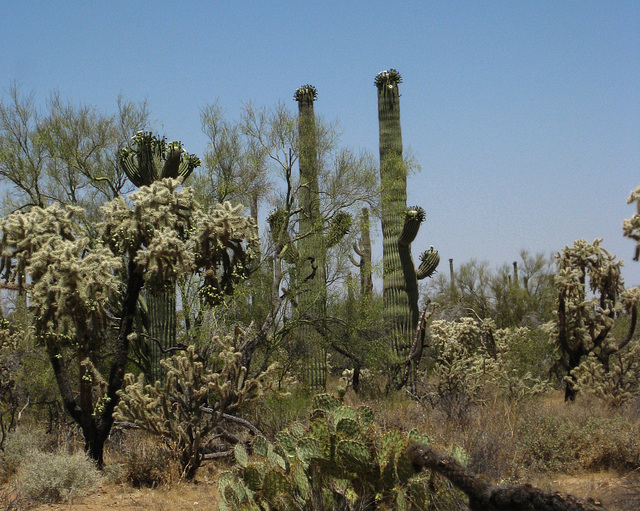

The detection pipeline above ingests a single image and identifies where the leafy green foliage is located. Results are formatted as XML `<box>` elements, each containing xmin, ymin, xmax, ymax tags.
<box><xmin>428</xmin><ymin>251</ymin><xmax>556</xmax><ymax>328</ymax></box>
<box><xmin>0</xmin><ymin>85</ymin><xmax>148</xmax><ymax>223</ymax></box>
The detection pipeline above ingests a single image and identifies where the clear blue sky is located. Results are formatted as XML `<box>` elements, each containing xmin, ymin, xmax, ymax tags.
<box><xmin>2</xmin><ymin>1</ymin><xmax>639</xmax><ymax>285</ymax></box>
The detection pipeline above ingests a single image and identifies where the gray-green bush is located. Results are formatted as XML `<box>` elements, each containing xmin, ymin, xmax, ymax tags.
<box><xmin>15</xmin><ymin>450</ymin><xmax>100</xmax><ymax>503</ymax></box>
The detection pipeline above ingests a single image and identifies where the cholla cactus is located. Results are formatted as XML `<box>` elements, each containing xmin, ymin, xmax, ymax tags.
<box><xmin>218</xmin><ymin>393</ymin><xmax>450</xmax><ymax>511</ymax></box>
<box><xmin>101</xmin><ymin>178</ymin><xmax>259</xmax><ymax>303</ymax></box>
<box><xmin>554</xmin><ymin>239</ymin><xmax>640</xmax><ymax>401</ymax></box>
<box><xmin>375</xmin><ymin>70</ymin><xmax>440</xmax><ymax>371</ymax></box>
<box><xmin>0</xmin><ymin>178</ymin><xmax>259</xmax><ymax>466</ymax></box>
<box><xmin>115</xmin><ymin>333</ymin><xmax>275</xmax><ymax>480</ymax></box>
<box><xmin>425</xmin><ymin>318</ymin><xmax>550</xmax><ymax>414</ymax></box>
<box><xmin>118</xmin><ymin>132</ymin><xmax>201</xmax><ymax>383</ymax></box>
<box><xmin>623</xmin><ymin>184</ymin><xmax>640</xmax><ymax>261</ymax></box>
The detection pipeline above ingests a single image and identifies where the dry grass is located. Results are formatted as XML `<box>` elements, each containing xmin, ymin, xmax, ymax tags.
<box><xmin>3</xmin><ymin>389</ymin><xmax>639</xmax><ymax>510</ymax></box>
<box><xmin>28</xmin><ymin>479</ymin><xmax>220</xmax><ymax>511</ymax></box>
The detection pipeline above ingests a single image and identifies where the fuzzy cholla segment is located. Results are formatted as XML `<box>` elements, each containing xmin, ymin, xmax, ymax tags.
<box><xmin>0</xmin><ymin>204</ymin><xmax>121</xmax><ymax>341</ymax></box>
<box><xmin>554</xmin><ymin>238</ymin><xmax>640</xmax><ymax>403</ymax></box>
<box><xmin>114</xmin><ymin>336</ymin><xmax>276</xmax><ymax>478</ymax></box>
<box><xmin>100</xmin><ymin>178</ymin><xmax>259</xmax><ymax>302</ymax></box>
<box><xmin>623</xmin><ymin>184</ymin><xmax>640</xmax><ymax>260</ymax></box>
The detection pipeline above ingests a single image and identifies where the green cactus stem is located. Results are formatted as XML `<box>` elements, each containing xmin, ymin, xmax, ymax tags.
<box><xmin>350</xmin><ymin>208</ymin><xmax>373</xmax><ymax>297</ymax></box>
<box><xmin>375</xmin><ymin>70</ymin><xmax>439</xmax><ymax>367</ymax></box>
<box><xmin>326</xmin><ymin>211</ymin><xmax>352</xmax><ymax>249</ymax></box>
<box><xmin>295</xmin><ymin>85</ymin><xmax>327</xmax><ymax>390</ymax></box>
<box><xmin>119</xmin><ymin>131</ymin><xmax>201</xmax><ymax>187</ymax></box>
<box><xmin>398</xmin><ymin>206</ymin><xmax>425</xmax><ymax>246</ymax></box>
<box><xmin>268</xmin><ymin>209</ymin><xmax>298</xmax><ymax>264</ymax></box>
<box><xmin>417</xmin><ymin>247</ymin><xmax>440</xmax><ymax>280</ymax></box>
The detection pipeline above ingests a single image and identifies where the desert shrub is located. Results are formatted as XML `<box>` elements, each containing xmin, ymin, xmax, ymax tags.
<box><xmin>499</xmin><ymin>324</ymin><xmax>556</xmax><ymax>382</ymax></box>
<box><xmin>516</xmin><ymin>400</ymin><xmax>640</xmax><ymax>473</ymax></box>
<box><xmin>108</xmin><ymin>430</ymin><xmax>179</xmax><ymax>487</ymax></box>
<box><xmin>516</xmin><ymin>411</ymin><xmax>580</xmax><ymax>472</ymax></box>
<box><xmin>418</xmin><ymin>318</ymin><xmax>550</xmax><ymax>426</ymax></box>
<box><xmin>464</xmin><ymin>409</ymin><xmax>516</xmax><ymax>480</ymax></box>
<box><xmin>575</xmin><ymin>416</ymin><xmax>640</xmax><ymax>471</ymax></box>
<box><xmin>248</xmin><ymin>385</ymin><xmax>311</xmax><ymax>437</ymax></box>
<box><xmin>15</xmin><ymin>450</ymin><xmax>100</xmax><ymax>503</ymax></box>
<box><xmin>0</xmin><ymin>428</ymin><xmax>48</xmax><ymax>482</ymax></box>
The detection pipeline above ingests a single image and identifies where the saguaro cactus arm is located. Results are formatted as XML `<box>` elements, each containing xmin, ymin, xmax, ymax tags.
<box><xmin>399</xmin><ymin>206</ymin><xmax>425</xmax><ymax>246</ymax></box>
<box><xmin>417</xmin><ymin>247</ymin><xmax>440</xmax><ymax>280</ymax></box>
<box><xmin>119</xmin><ymin>131</ymin><xmax>201</xmax><ymax>187</ymax></box>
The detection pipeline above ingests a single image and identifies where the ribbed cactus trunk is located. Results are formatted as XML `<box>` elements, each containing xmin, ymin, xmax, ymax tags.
<box><xmin>147</xmin><ymin>291</ymin><xmax>176</xmax><ymax>382</ymax></box>
<box><xmin>377</xmin><ymin>71</ymin><xmax>414</xmax><ymax>358</ymax></box>
<box><xmin>295</xmin><ymin>85</ymin><xmax>327</xmax><ymax>390</ymax></box>
<box><xmin>375</xmin><ymin>70</ymin><xmax>439</xmax><ymax>366</ymax></box>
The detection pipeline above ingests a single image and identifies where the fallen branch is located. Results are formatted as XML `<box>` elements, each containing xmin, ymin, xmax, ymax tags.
<box><xmin>407</xmin><ymin>443</ymin><xmax>605</xmax><ymax>511</ymax></box>
<box><xmin>199</xmin><ymin>409</ymin><xmax>262</xmax><ymax>437</ymax></box>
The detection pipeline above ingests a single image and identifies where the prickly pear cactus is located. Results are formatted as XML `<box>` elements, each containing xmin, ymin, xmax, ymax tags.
<box><xmin>217</xmin><ymin>393</ymin><xmax>453</xmax><ymax>510</ymax></box>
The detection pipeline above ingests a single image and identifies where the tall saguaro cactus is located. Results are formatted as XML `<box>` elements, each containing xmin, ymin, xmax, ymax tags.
<box><xmin>294</xmin><ymin>85</ymin><xmax>328</xmax><ymax>390</ymax></box>
<box><xmin>375</xmin><ymin>70</ymin><xmax>439</xmax><ymax>366</ymax></box>
<box><xmin>119</xmin><ymin>132</ymin><xmax>201</xmax><ymax>382</ymax></box>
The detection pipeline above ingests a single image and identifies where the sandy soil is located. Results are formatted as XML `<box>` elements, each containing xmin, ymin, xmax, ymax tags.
<box><xmin>18</xmin><ymin>471</ymin><xmax>635</xmax><ymax>511</ymax></box>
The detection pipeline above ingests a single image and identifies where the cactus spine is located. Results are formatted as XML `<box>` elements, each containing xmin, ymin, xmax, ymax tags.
<box><xmin>375</xmin><ymin>70</ymin><xmax>439</xmax><ymax>363</ymax></box>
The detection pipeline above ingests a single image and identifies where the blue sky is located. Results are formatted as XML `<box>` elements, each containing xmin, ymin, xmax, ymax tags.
<box><xmin>2</xmin><ymin>1</ymin><xmax>639</xmax><ymax>285</ymax></box>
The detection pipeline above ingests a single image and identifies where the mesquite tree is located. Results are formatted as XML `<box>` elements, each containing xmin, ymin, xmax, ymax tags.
<box><xmin>0</xmin><ymin>178</ymin><xmax>258</xmax><ymax>465</ymax></box>
<box><xmin>0</xmin><ymin>85</ymin><xmax>149</xmax><ymax>221</ymax></box>
<box><xmin>119</xmin><ymin>132</ymin><xmax>201</xmax><ymax>383</ymax></box>
<box><xmin>375</xmin><ymin>69</ymin><xmax>440</xmax><ymax>368</ymax></box>
<box><xmin>554</xmin><ymin>239</ymin><xmax>639</xmax><ymax>401</ymax></box>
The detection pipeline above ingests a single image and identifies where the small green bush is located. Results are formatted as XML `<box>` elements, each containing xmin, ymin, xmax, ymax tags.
<box><xmin>517</xmin><ymin>413</ymin><xmax>579</xmax><ymax>472</ymax></box>
<box><xmin>248</xmin><ymin>386</ymin><xmax>311</xmax><ymax>437</ymax></box>
<box><xmin>576</xmin><ymin>416</ymin><xmax>640</xmax><ymax>471</ymax></box>
<box><xmin>15</xmin><ymin>450</ymin><xmax>100</xmax><ymax>503</ymax></box>
<box><xmin>0</xmin><ymin>428</ymin><xmax>48</xmax><ymax>482</ymax></box>
<box><xmin>516</xmin><ymin>403</ymin><xmax>640</xmax><ymax>473</ymax></box>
